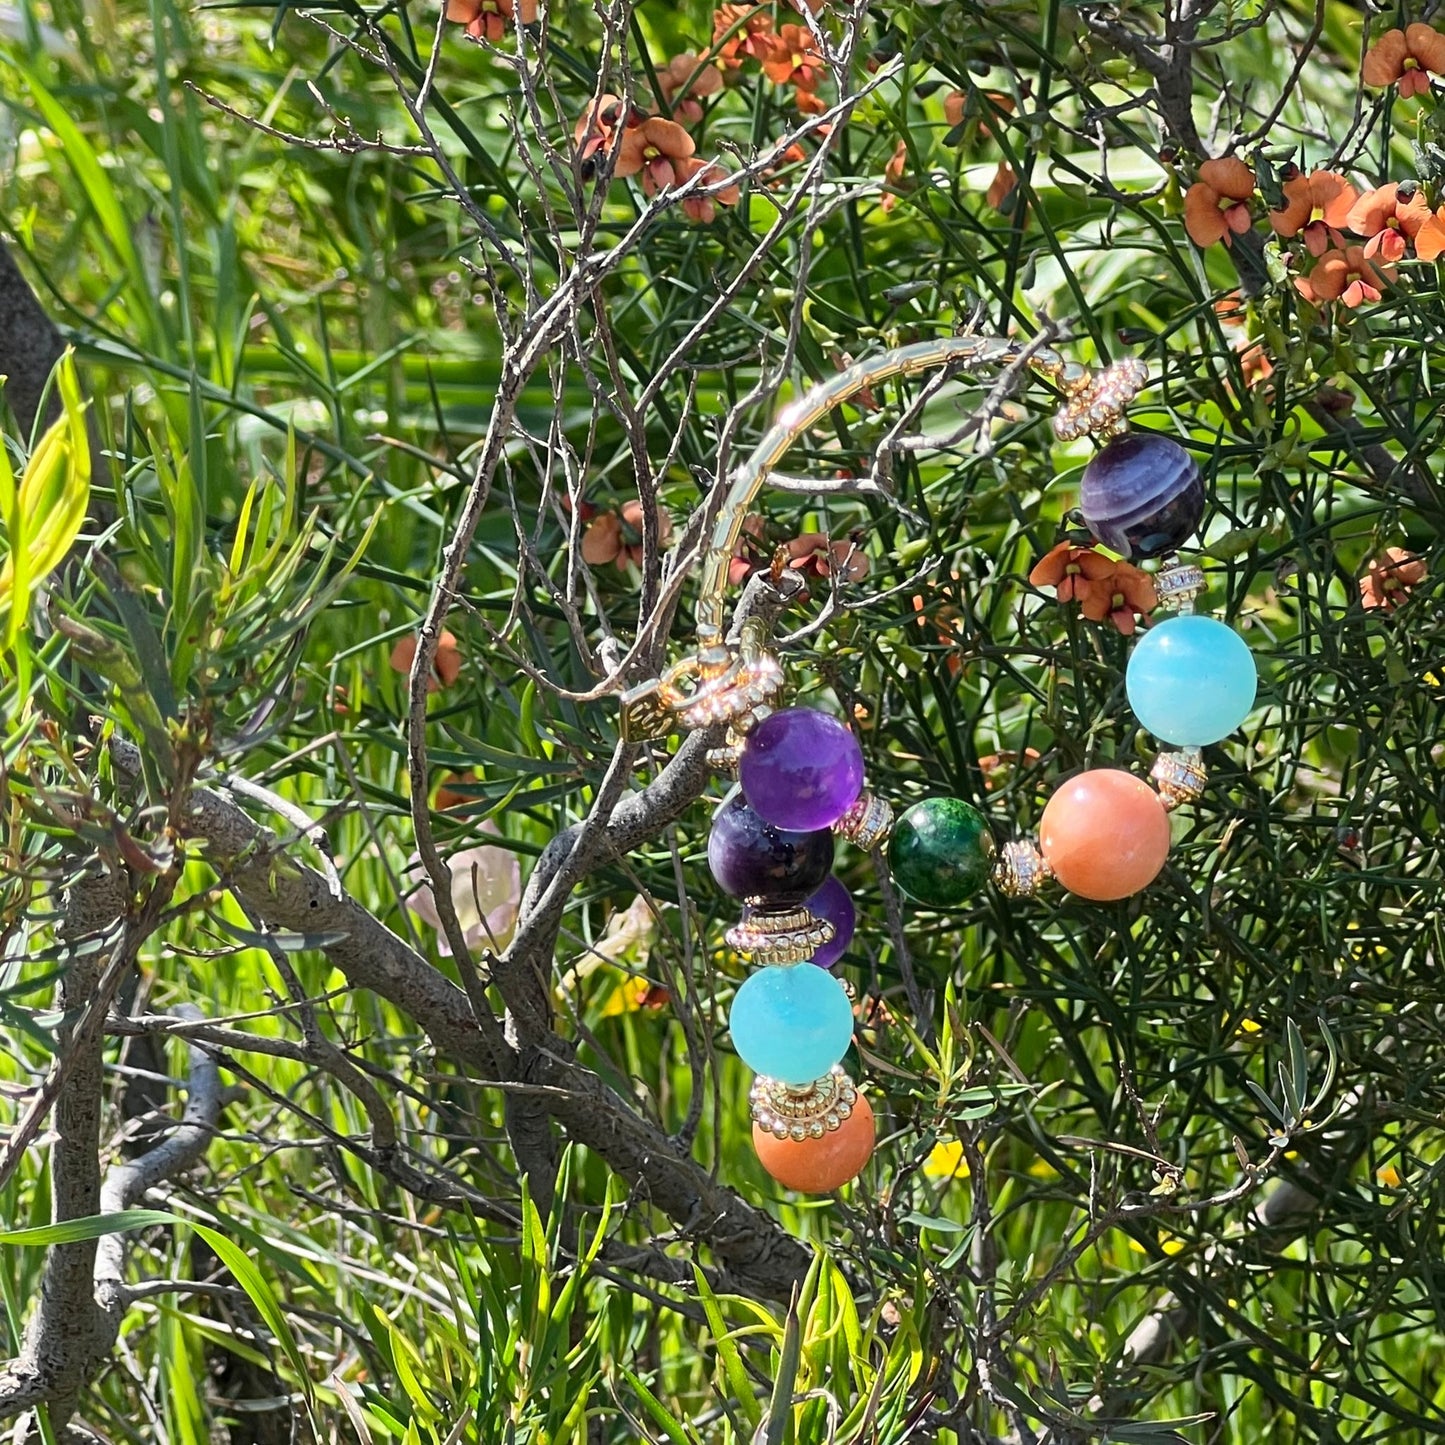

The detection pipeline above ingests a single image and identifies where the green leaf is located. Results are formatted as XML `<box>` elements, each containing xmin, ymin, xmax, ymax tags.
<box><xmin>191</xmin><ymin>1222</ymin><xmax>319</xmax><ymax>1425</ymax></box>
<box><xmin>619</xmin><ymin>1368</ymin><xmax>691</xmax><ymax>1445</ymax></box>
<box><xmin>0</xmin><ymin>1208</ymin><xmax>174</xmax><ymax>1247</ymax></box>
<box><xmin>694</xmin><ymin>1265</ymin><xmax>763</xmax><ymax>1431</ymax></box>
<box><xmin>757</xmin><ymin>1291</ymin><xmax>803</xmax><ymax>1445</ymax></box>
<box><xmin>0</xmin><ymin>351</ymin><xmax>91</xmax><ymax>648</ymax></box>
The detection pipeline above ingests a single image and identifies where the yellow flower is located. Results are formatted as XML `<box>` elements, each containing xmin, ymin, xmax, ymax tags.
<box><xmin>1159</xmin><ymin>1231</ymin><xmax>1187</xmax><ymax>1256</ymax></box>
<box><xmin>599</xmin><ymin>975</ymin><xmax>669</xmax><ymax>1017</ymax></box>
<box><xmin>1236</xmin><ymin>1016</ymin><xmax>1262</xmax><ymax>1035</ymax></box>
<box><xmin>922</xmin><ymin>1139</ymin><xmax>971</xmax><ymax>1181</ymax></box>
<box><xmin>1377</xmin><ymin>1164</ymin><xmax>1403</xmax><ymax>1189</ymax></box>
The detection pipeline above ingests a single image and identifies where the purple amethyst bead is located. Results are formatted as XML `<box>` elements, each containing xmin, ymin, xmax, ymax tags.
<box><xmin>708</xmin><ymin>791</ymin><xmax>835</xmax><ymax>905</ymax></box>
<box><xmin>806</xmin><ymin>876</ymin><xmax>855</xmax><ymax>968</ymax></box>
<box><xmin>739</xmin><ymin>707</ymin><xmax>865</xmax><ymax>832</ymax></box>
<box><xmin>1079</xmin><ymin>433</ymin><xmax>1204</xmax><ymax>560</ymax></box>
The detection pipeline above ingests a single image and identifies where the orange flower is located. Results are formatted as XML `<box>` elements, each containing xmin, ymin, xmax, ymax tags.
<box><xmin>390</xmin><ymin>629</ymin><xmax>463</xmax><ymax>692</ymax></box>
<box><xmin>1182</xmin><ymin>156</ymin><xmax>1256</xmax><ymax>248</ymax></box>
<box><xmin>976</xmin><ymin>748</ymin><xmax>1042</xmax><ymax>791</ymax></box>
<box><xmin>435</xmin><ymin>771</ymin><xmax>481</xmax><ymax>812</ymax></box>
<box><xmin>759</xmin><ymin>24</ymin><xmax>825</xmax><ymax>90</ymax></box>
<box><xmin>712</xmin><ymin>3</ymin><xmax>773</xmax><ymax>71</ymax></box>
<box><xmin>582</xmin><ymin>499</ymin><xmax>675</xmax><ymax>569</ymax></box>
<box><xmin>616</xmin><ymin>117</ymin><xmax>696</xmax><ymax>194</ymax></box>
<box><xmin>880</xmin><ymin>140</ymin><xmax>909</xmax><ymax>213</ymax></box>
<box><xmin>574</xmin><ymin>94</ymin><xmax>638</xmax><ymax>165</ymax></box>
<box><xmin>1346</xmin><ymin>182</ymin><xmax>1430</xmax><ymax>262</ymax></box>
<box><xmin>675</xmin><ymin>157</ymin><xmax>740</xmax><ymax>222</ymax></box>
<box><xmin>1029</xmin><ymin>543</ymin><xmax>1156</xmax><ymax>636</ymax></box>
<box><xmin>1237</xmin><ymin>340</ymin><xmax>1273</xmax><ymax>388</ymax></box>
<box><xmin>1213</xmin><ymin>293</ymin><xmax>1274</xmax><ymax>387</ymax></box>
<box><xmin>1294</xmin><ymin>245</ymin><xmax>1390</xmax><ymax>308</ymax></box>
<box><xmin>447</xmin><ymin>0</ymin><xmax>536</xmax><ymax>42</ymax></box>
<box><xmin>1360</xmin><ymin>547</ymin><xmax>1427</xmax><ymax>610</ymax></box>
<box><xmin>941</xmin><ymin>89</ymin><xmax>1015</xmax><ymax>142</ymax></box>
<box><xmin>1363</xmin><ymin>23</ymin><xmax>1445</xmax><ymax>97</ymax></box>
<box><xmin>783</xmin><ymin>531</ymin><xmax>871</xmax><ymax>583</ymax></box>
<box><xmin>1416</xmin><ymin>203</ymin><xmax>1445</xmax><ymax>261</ymax></box>
<box><xmin>658</xmin><ymin>52</ymin><xmax>723</xmax><ymax>124</ymax></box>
<box><xmin>728</xmin><ymin>513</ymin><xmax>768</xmax><ymax>585</ymax></box>
<box><xmin>1214</xmin><ymin>290</ymin><xmax>1247</xmax><ymax>327</ymax></box>
<box><xmin>986</xmin><ymin>161</ymin><xmax>1017</xmax><ymax>212</ymax></box>
<box><xmin>1269</xmin><ymin>169</ymin><xmax>1358</xmax><ymax>256</ymax></box>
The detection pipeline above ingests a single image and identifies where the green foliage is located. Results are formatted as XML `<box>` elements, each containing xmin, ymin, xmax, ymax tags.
<box><xmin>3</xmin><ymin>0</ymin><xmax>1445</xmax><ymax>1442</ymax></box>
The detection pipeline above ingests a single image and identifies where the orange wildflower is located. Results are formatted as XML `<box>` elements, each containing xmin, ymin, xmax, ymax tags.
<box><xmin>390</xmin><ymin>629</ymin><xmax>463</xmax><ymax>692</ymax></box>
<box><xmin>582</xmin><ymin>499</ymin><xmax>675</xmax><ymax>569</ymax></box>
<box><xmin>1268</xmin><ymin>169</ymin><xmax>1358</xmax><ymax>256</ymax></box>
<box><xmin>1346</xmin><ymin>182</ymin><xmax>1430</xmax><ymax>262</ymax></box>
<box><xmin>1214</xmin><ymin>292</ymin><xmax>1274</xmax><ymax>387</ymax></box>
<box><xmin>1213</xmin><ymin>290</ymin><xmax>1247</xmax><ymax>327</ymax></box>
<box><xmin>977</xmin><ymin>748</ymin><xmax>1042</xmax><ymax>791</ymax></box>
<box><xmin>1029</xmin><ymin>543</ymin><xmax>1157</xmax><ymax>636</ymax></box>
<box><xmin>783</xmin><ymin>531</ymin><xmax>871</xmax><ymax>583</ymax></box>
<box><xmin>1360</xmin><ymin>547</ymin><xmax>1427</xmax><ymax>610</ymax></box>
<box><xmin>764</xmin><ymin>140</ymin><xmax>808</xmax><ymax>186</ymax></box>
<box><xmin>987</xmin><ymin>161</ymin><xmax>1018</xmax><ymax>212</ymax></box>
<box><xmin>880</xmin><ymin>140</ymin><xmax>909</xmax><ymax>213</ymax></box>
<box><xmin>728</xmin><ymin>513</ymin><xmax>768</xmax><ymax>585</ymax></box>
<box><xmin>658</xmin><ymin>53</ymin><xmax>724</xmax><ymax>124</ymax></box>
<box><xmin>573</xmin><ymin>94</ymin><xmax>639</xmax><ymax>165</ymax></box>
<box><xmin>759</xmin><ymin>24</ymin><xmax>826</xmax><ymax>90</ymax></box>
<box><xmin>941</xmin><ymin>89</ymin><xmax>1016</xmax><ymax>143</ymax></box>
<box><xmin>675</xmin><ymin>157</ymin><xmax>740</xmax><ymax>222</ymax></box>
<box><xmin>435</xmin><ymin>771</ymin><xmax>482</xmax><ymax>812</ymax></box>
<box><xmin>1294</xmin><ymin>245</ymin><xmax>1390</xmax><ymax>308</ymax></box>
<box><xmin>446</xmin><ymin>0</ymin><xmax>536</xmax><ymax>42</ymax></box>
<box><xmin>1362</xmin><ymin>23</ymin><xmax>1445</xmax><ymax>97</ymax></box>
<box><xmin>712</xmin><ymin>3</ymin><xmax>773</xmax><ymax>71</ymax></box>
<box><xmin>1416</xmin><ymin>203</ymin><xmax>1445</xmax><ymax>261</ymax></box>
<box><xmin>1182</xmin><ymin>156</ymin><xmax>1256</xmax><ymax>248</ymax></box>
<box><xmin>616</xmin><ymin>117</ymin><xmax>696</xmax><ymax>194</ymax></box>
<box><xmin>1237</xmin><ymin>340</ymin><xmax>1273</xmax><ymax>388</ymax></box>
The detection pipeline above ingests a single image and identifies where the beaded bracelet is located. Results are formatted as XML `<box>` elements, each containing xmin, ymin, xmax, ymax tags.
<box><xmin>620</xmin><ymin>335</ymin><xmax>1259</xmax><ymax>1194</ymax></box>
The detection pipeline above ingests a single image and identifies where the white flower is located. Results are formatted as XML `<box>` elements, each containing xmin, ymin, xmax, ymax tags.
<box><xmin>405</xmin><ymin>821</ymin><xmax>521</xmax><ymax>955</ymax></box>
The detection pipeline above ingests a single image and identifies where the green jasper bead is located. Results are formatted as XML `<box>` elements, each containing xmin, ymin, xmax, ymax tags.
<box><xmin>889</xmin><ymin>797</ymin><xmax>995</xmax><ymax>908</ymax></box>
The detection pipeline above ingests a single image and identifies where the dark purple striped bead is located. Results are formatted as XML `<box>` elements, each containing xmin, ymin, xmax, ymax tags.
<box><xmin>1079</xmin><ymin>433</ymin><xmax>1204</xmax><ymax>560</ymax></box>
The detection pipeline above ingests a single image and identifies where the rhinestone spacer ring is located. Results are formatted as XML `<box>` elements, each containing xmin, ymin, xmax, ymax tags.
<box><xmin>994</xmin><ymin>838</ymin><xmax>1052</xmax><ymax>898</ymax></box>
<box><xmin>749</xmin><ymin>1066</ymin><xmax>859</xmax><ymax>1141</ymax></box>
<box><xmin>834</xmin><ymin>790</ymin><xmax>895</xmax><ymax>851</ymax></box>
<box><xmin>1151</xmin><ymin>747</ymin><xmax>1207</xmax><ymax>811</ymax></box>
<box><xmin>726</xmin><ymin>904</ymin><xmax>836</xmax><ymax>964</ymax></box>
<box><xmin>1154</xmin><ymin>557</ymin><xmax>1206</xmax><ymax>614</ymax></box>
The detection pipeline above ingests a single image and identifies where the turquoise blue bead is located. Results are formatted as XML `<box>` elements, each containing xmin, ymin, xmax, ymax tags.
<box><xmin>1126</xmin><ymin>615</ymin><xmax>1257</xmax><ymax>746</ymax></box>
<box><xmin>728</xmin><ymin>964</ymin><xmax>854</xmax><ymax>1085</ymax></box>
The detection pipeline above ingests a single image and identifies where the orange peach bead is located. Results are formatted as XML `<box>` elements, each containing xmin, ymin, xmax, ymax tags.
<box><xmin>1038</xmin><ymin>768</ymin><xmax>1171</xmax><ymax>901</ymax></box>
<box><xmin>753</xmin><ymin>1095</ymin><xmax>875</xmax><ymax>1193</ymax></box>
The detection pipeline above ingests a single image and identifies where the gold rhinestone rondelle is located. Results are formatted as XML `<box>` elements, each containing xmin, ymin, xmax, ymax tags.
<box><xmin>834</xmin><ymin>790</ymin><xmax>895</xmax><ymax>851</ymax></box>
<box><xmin>1151</xmin><ymin>747</ymin><xmax>1207</xmax><ymax>811</ymax></box>
<box><xmin>749</xmin><ymin>1067</ymin><xmax>859</xmax><ymax>1139</ymax></box>
<box><xmin>1154</xmin><ymin>558</ymin><xmax>1206</xmax><ymax>614</ymax></box>
<box><xmin>994</xmin><ymin>838</ymin><xmax>1051</xmax><ymax>898</ymax></box>
<box><xmin>725</xmin><ymin>905</ymin><xmax>835</xmax><ymax>964</ymax></box>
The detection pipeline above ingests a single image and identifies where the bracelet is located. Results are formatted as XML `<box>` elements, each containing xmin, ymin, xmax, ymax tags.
<box><xmin>622</xmin><ymin>335</ymin><xmax>1258</xmax><ymax>1195</ymax></box>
